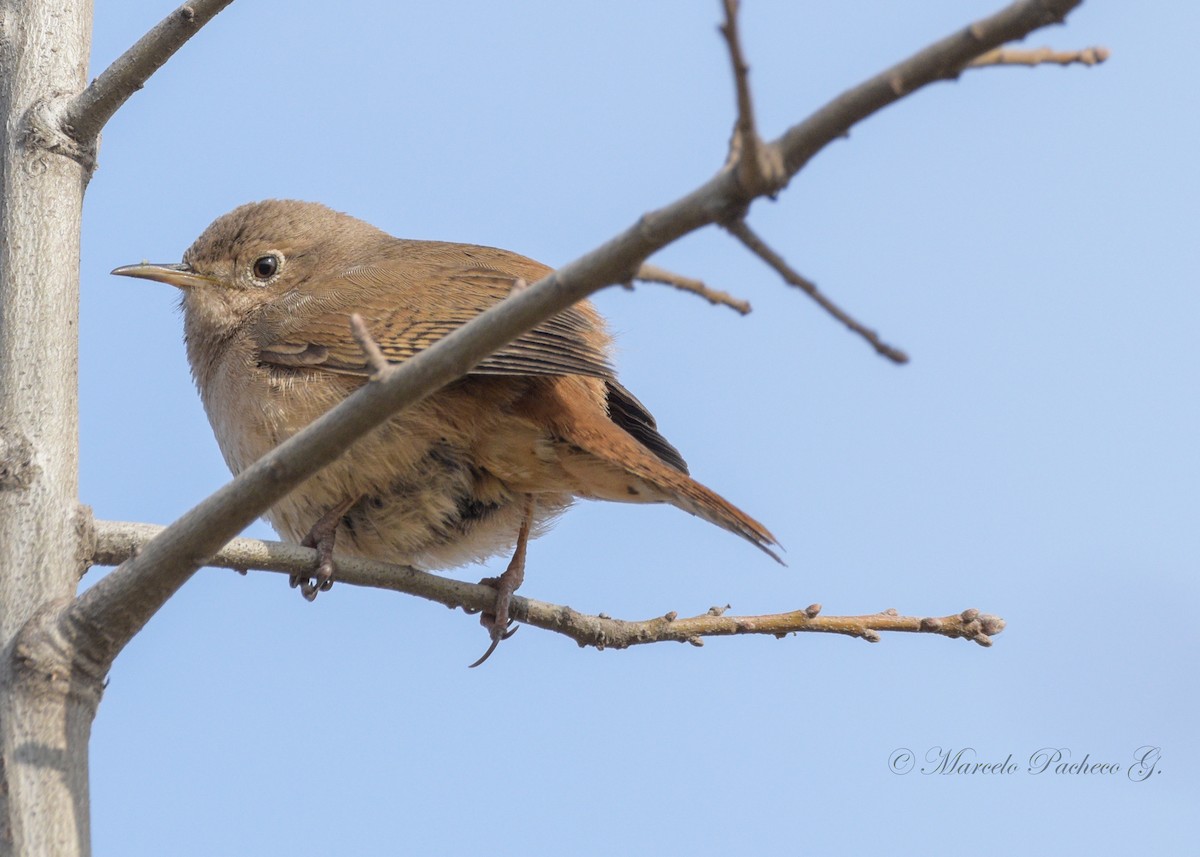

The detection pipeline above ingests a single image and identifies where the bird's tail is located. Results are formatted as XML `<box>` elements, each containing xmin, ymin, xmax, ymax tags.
<box><xmin>567</xmin><ymin>429</ymin><xmax>783</xmax><ymax>563</ymax></box>
<box><xmin>649</xmin><ymin>466</ymin><xmax>784</xmax><ymax>564</ymax></box>
<box><xmin>548</xmin><ymin>377</ymin><xmax>783</xmax><ymax>562</ymax></box>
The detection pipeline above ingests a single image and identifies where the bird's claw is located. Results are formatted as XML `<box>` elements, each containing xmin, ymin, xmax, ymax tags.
<box><xmin>468</xmin><ymin>621</ymin><xmax>518</xmax><ymax>669</ymax></box>
<box><xmin>289</xmin><ymin>560</ymin><xmax>334</xmax><ymax>601</ymax></box>
<box><xmin>467</xmin><ymin>573</ymin><xmax>521</xmax><ymax>668</ymax></box>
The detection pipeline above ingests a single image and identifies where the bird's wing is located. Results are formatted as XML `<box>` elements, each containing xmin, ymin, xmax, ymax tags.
<box><xmin>603</xmin><ymin>380</ymin><xmax>689</xmax><ymax>474</ymax></box>
<box><xmin>254</xmin><ymin>245</ymin><xmax>691</xmax><ymax>474</ymax></box>
<box><xmin>254</xmin><ymin>257</ymin><xmax>614</xmax><ymax>381</ymax></box>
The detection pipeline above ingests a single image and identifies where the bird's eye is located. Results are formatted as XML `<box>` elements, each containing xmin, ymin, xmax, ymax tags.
<box><xmin>252</xmin><ymin>254</ymin><xmax>279</xmax><ymax>280</ymax></box>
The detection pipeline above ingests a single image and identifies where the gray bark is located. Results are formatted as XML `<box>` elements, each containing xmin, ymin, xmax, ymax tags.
<box><xmin>0</xmin><ymin>1</ymin><xmax>95</xmax><ymax>855</ymax></box>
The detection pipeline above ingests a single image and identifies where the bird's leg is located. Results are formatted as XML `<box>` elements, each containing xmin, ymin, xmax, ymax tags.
<box><xmin>292</xmin><ymin>496</ymin><xmax>357</xmax><ymax>601</ymax></box>
<box><xmin>469</xmin><ymin>495</ymin><xmax>535</xmax><ymax>668</ymax></box>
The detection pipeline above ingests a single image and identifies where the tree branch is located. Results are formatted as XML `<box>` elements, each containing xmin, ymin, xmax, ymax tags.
<box><xmin>63</xmin><ymin>0</ymin><xmax>1083</xmax><ymax>670</ymax></box>
<box><xmin>725</xmin><ymin>220</ymin><xmax>908</xmax><ymax>363</ymax></box>
<box><xmin>59</xmin><ymin>1</ymin><xmax>236</xmax><ymax>148</ymax></box>
<box><xmin>90</xmin><ymin>520</ymin><xmax>1006</xmax><ymax>649</ymax></box>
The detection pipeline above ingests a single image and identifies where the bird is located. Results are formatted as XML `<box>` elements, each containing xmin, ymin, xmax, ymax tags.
<box><xmin>113</xmin><ymin>199</ymin><xmax>780</xmax><ymax>663</ymax></box>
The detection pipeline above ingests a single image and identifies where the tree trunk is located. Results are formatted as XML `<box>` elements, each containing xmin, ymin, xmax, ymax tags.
<box><xmin>0</xmin><ymin>1</ymin><xmax>95</xmax><ymax>855</ymax></box>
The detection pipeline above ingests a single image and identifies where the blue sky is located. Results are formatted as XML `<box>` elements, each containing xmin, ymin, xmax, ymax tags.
<box><xmin>79</xmin><ymin>2</ymin><xmax>1194</xmax><ymax>854</ymax></box>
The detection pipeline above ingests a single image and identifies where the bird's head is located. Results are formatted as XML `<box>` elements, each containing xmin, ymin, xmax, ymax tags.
<box><xmin>112</xmin><ymin>199</ymin><xmax>386</xmax><ymax>336</ymax></box>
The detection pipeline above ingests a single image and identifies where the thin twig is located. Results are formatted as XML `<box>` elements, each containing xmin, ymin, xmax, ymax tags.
<box><xmin>968</xmin><ymin>45</ymin><xmax>1110</xmax><ymax>68</ymax></box>
<box><xmin>64</xmin><ymin>0</ymin><xmax>1083</xmax><ymax>670</ymax></box>
<box><xmin>90</xmin><ymin>520</ymin><xmax>1005</xmax><ymax>649</ymax></box>
<box><xmin>60</xmin><ymin>1</ymin><xmax>236</xmax><ymax>147</ymax></box>
<box><xmin>719</xmin><ymin>0</ymin><xmax>785</xmax><ymax>197</ymax></box>
<box><xmin>721</xmin><ymin>0</ymin><xmax>756</xmax><ymax>142</ymax></box>
<box><xmin>349</xmin><ymin>314</ymin><xmax>389</xmax><ymax>377</ymax></box>
<box><xmin>725</xmin><ymin>220</ymin><xmax>909</xmax><ymax>364</ymax></box>
<box><xmin>636</xmin><ymin>263</ymin><xmax>751</xmax><ymax>315</ymax></box>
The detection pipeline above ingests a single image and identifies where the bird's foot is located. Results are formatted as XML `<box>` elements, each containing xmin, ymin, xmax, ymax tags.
<box><xmin>292</xmin><ymin>499</ymin><xmax>355</xmax><ymax>601</ymax></box>
<box><xmin>467</xmin><ymin>572</ymin><xmax>522</xmax><ymax>668</ymax></box>
<box><xmin>468</xmin><ymin>496</ymin><xmax>533</xmax><ymax>668</ymax></box>
<box><xmin>291</xmin><ymin>537</ymin><xmax>335</xmax><ymax>601</ymax></box>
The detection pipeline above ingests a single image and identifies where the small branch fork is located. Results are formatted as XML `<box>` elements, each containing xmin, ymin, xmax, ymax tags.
<box><xmin>719</xmin><ymin>0</ymin><xmax>785</xmax><ymax>198</ymax></box>
<box><xmin>704</xmin><ymin>0</ymin><xmax>1104</xmax><ymax>365</ymax></box>
<box><xmin>47</xmin><ymin>0</ymin><xmax>1094</xmax><ymax>674</ymax></box>
<box><xmin>89</xmin><ymin>519</ymin><xmax>1005</xmax><ymax>650</ymax></box>
<box><xmin>716</xmin><ymin>0</ymin><xmax>905</xmax><ymax>362</ymax></box>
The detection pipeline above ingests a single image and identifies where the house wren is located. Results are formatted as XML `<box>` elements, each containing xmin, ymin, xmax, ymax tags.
<box><xmin>113</xmin><ymin>200</ymin><xmax>779</xmax><ymax>661</ymax></box>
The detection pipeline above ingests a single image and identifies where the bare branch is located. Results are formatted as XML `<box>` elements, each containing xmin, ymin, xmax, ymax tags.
<box><xmin>725</xmin><ymin>220</ymin><xmax>909</xmax><ymax>363</ymax></box>
<box><xmin>968</xmin><ymin>44</ymin><xmax>1109</xmax><ymax>68</ymax></box>
<box><xmin>60</xmin><ymin>1</ymin><xmax>236</xmax><ymax>147</ymax></box>
<box><xmin>90</xmin><ymin>520</ymin><xmax>1005</xmax><ymax>650</ymax></box>
<box><xmin>636</xmin><ymin>263</ymin><xmax>751</xmax><ymax>315</ymax></box>
<box><xmin>63</xmin><ymin>0</ymin><xmax>1081</xmax><ymax>670</ymax></box>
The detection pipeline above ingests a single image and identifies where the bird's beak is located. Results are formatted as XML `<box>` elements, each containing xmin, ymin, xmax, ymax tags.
<box><xmin>110</xmin><ymin>262</ymin><xmax>218</xmax><ymax>289</ymax></box>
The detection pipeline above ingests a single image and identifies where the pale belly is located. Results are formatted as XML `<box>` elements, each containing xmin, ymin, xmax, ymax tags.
<box><xmin>198</xmin><ymin>356</ymin><xmax>572</xmax><ymax>570</ymax></box>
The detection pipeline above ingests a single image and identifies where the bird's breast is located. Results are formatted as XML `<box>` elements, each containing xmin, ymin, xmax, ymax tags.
<box><xmin>196</xmin><ymin>341</ymin><xmax>339</xmax><ymax>476</ymax></box>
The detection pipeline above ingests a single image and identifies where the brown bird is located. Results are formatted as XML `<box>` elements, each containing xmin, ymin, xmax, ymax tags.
<box><xmin>113</xmin><ymin>200</ymin><xmax>779</xmax><ymax>663</ymax></box>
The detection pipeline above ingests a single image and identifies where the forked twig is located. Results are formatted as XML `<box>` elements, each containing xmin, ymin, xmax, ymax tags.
<box><xmin>725</xmin><ymin>220</ymin><xmax>909</xmax><ymax>364</ymax></box>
